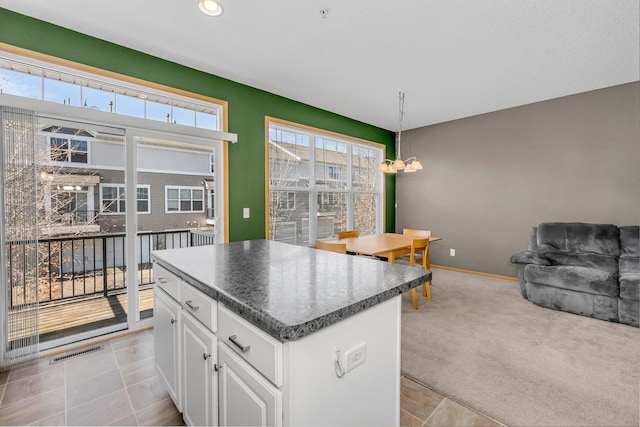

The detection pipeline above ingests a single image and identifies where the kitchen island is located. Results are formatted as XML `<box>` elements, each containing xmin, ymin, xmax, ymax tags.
<box><xmin>151</xmin><ymin>239</ymin><xmax>431</xmax><ymax>426</ymax></box>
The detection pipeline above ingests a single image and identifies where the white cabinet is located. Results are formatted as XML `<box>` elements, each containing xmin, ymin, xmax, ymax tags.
<box><xmin>153</xmin><ymin>287</ymin><xmax>181</xmax><ymax>410</ymax></box>
<box><xmin>181</xmin><ymin>311</ymin><xmax>218</xmax><ymax>427</ymax></box>
<box><xmin>218</xmin><ymin>305</ymin><xmax>283</xmax><ymax>386</ymax></box>
<box><xmin>218</xmin><ymin>342</ymin><xmax>282</xmax><ymax>426</ymax></box>
<box><xmin>153</xmin><ymin>260</ymin><xmax>402</xmax><ymax>427</ymax></box>
<box><xmin>154</xmin><ymin>263</ymin><xmax>181</xmax><ymax>301</ymax></box>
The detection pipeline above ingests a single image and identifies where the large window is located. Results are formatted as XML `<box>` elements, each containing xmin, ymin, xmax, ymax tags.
<box><xmin>267</xmin><ymin>119</ymin><xmax>383</xmax><ymax>245</ymax></box>
<box><xmin>0</xmin><ymin>55</ymin><xmax>222</xmax><ymax>130</ymax></box>
<box><xmin>0</xmin><ymin>49</ymin><xmax>228</xmax><ymax>352</ymax></box>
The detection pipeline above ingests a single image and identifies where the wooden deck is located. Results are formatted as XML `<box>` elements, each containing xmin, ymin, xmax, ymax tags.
<box><xmin>9</xmin><ymin>287</ymin><xmax>155</xmax><ymax>344</ymax></box>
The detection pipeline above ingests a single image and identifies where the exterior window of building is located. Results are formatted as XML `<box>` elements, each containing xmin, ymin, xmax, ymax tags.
<box><xmin>327</xmin><ymin>165</ymin><xmax>344</xmax><ymax>181</ymax></box>
<box><xmin>100</xmin><ymin>184</ymin><xmax>151</xmax><ymax>214</ymax></box>
<box><xmin>51</xmin><ymin>188</ymin><xmax>89</xmax><ymax>223</ymax></box>
<box><xmin>101</xmin><ymin>185</ymin><xmax>125</xmax><ymax>214</ymax></box>
<box><xmin>278</xmin><ymin>192</ymin><xmax>296</xmax><ymax>210</ymax></box>
<box><xmin>268</xmin><ymin>119</ymin><xmax>383</xmax><ymax>245</ymax></box>
<box><xmin>165</xmin><ymin>186</ymin><xmax>204</xmax><ymax>213</ymax></box>
<box><xmin>49</xmin><ymin>137</ymin><xmax>88</xmax><ymax>163</ymax></box>
<box><xmin>137</xmin><ymin>187</ymin><xmax>150</xmax><ymax>213</ymax></box>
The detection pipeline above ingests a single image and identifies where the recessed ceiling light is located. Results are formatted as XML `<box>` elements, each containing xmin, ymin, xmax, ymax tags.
<box><xmin>199</xmin><ymin>0</ymin><xmax>223</xmax><ymax>16</ymax></box>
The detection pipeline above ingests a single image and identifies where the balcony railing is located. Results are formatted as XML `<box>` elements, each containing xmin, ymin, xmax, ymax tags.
<box><xmin>6</xmin><ymin>228</ymin><xmax>216</xmax><ymax>309</ymax></box>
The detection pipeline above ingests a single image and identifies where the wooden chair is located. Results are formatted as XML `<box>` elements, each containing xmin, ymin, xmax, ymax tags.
<box><xmin>403</xmin><ymin>228</ymin><xmax>432</xmax><ymax>239</ymax></box>
<box><xmin>315</xmin><ymin>240</ymin><xmax>347</xmax><ymax>254</ymax></box>
<box><xmin>396</xmin><ymin>228</ymin><xmax>431</xmax><ymax>260</ymax></box>
<box><xmin>337</xmin><ymin>230</ymin><xmax>359</xmax><ymax>240</ymax></box>
<box><xmin>397</xmin><ymin>237</ymin><xmax>432</xmax><ymax>310</ymax></box>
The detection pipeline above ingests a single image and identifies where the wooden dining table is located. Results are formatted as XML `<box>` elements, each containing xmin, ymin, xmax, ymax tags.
<box><xmin>336</xmin><ymin>233</ymin><xmax>442</xmax><ymax>264</ymax></box>
<box><xmin>335</xmin><ymin>233</ymin><xmax>442</xmax><ymax>310</ymax></box>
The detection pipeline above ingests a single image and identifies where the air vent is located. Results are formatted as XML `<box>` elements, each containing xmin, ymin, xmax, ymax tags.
<box><xmin>50</xmin><ymin>345</ymin><xmax>104</xmax><ymax>364</ymax></box>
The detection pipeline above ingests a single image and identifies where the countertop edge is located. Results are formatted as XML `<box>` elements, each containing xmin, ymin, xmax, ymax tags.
<box><xmin>152</xmin><ymin>255</ymin><xmax>431</xmax><ymax>343</ymax></box>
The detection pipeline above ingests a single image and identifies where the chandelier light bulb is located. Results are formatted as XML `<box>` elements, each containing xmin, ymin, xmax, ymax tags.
<box><xmin>392</xmin><ymin>159</ymin><xmax>405</xmax><ymax>170</ymax></box>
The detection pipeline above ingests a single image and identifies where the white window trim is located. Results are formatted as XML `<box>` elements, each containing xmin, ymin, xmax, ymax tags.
<box><xmin>135</xmin><ymin>184</ymin><xmax>152</xmax><ymax>215</ymax></box>
<box><xmin>100</xmin><ymin>183</ymin><xmax>125</xmax><ymax>215</ymax></box>
<box><xmin>164</xmin><ymin>185</ymin><xmax>205</xmax><ymax>214</ymax></box>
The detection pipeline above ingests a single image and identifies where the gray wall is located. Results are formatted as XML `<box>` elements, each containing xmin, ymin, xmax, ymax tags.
<box><xmin>396</xmin><ymin>82</ymin><xmax>640</xmax><ymax>277</ymax></box>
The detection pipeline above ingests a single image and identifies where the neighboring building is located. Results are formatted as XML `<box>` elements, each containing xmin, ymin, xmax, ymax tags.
<box><xmin>267</xmin><ymin>131</ymin><xmax>380</xmax><ymax>245</ymax></box>
<box><xmin>38</xmin><ymin>125</ymin><xmax>216</xmax><ymax>238</ymax></box>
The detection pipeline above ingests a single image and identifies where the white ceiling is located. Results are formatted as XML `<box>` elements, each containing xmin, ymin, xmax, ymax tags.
<box><xmin>0</xmin><ymin>0</ymin><xmax>638</xmax><ymax>131</ymax></box>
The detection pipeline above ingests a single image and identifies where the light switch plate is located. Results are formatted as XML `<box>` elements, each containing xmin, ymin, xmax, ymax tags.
<box><xmin>243</xmin><ymin>208</ymin><xmax>250</xmax><ymax>218</ymax></box>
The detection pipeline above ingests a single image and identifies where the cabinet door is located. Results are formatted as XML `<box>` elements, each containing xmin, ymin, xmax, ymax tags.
<box><xmin>218</xmin><ymin>342</ymin><xmax>282</xmax><ymax>427</ymax></box>
<box><xmin>182</xmin><ymin>312</ymin><xmax>218</xmax><ymax>427</ymax></box>
<box><xmin>154</xmin><ymin>288</ymin><xmax>181</xmax><ymax>410</ymax></box>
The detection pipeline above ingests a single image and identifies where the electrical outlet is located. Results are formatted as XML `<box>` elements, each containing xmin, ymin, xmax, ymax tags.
<box><xmin>450</xmin><ymin>248</ymin><xmax>456</xmax><ymax>256</ymax></box>
<box><xmin>344</xmin><ymin>342</ymin><xmax>366</xmax><ymax>372</ymax></box>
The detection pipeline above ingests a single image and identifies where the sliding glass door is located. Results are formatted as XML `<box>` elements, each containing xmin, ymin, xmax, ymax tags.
<box><xmin>132</xmin><ymin>132</ymin><xmax>219</xmax><ymax>324</ymax></box>
<box><xmin>36</xmin><ymin>118</ymin><xmax>129</xmax><ymax>348</ymax></box>
<box><xmin>0</xmin><ymin>49</ymin><xmax>229</xmax><ymax>354</ymax></box>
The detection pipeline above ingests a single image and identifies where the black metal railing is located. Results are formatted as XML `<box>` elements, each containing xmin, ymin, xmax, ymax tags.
<box><xmin>7</xmin><ymin>228</ymin><xmax>215</xmax><ymax>308</ymax></box>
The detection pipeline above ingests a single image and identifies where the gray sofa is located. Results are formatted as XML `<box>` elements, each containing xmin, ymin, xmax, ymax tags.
<box><xmin>510</xmin><ymin>222</ymin><xmax>639</xmax><ymax>327</ymax></box>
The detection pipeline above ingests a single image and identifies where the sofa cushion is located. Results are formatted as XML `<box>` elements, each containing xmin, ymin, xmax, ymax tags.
<box><xmin>528</xmin><ymin>226</ymin><xmax>539</xmax><ymax>251</ymax></box>
<box><xmin>525</xmin><ymin>282</ymin><xmax>618</xmax><ymax>322</ymax></box>
<box><xmin>620</xmin><ymin>257</ymin><xmax>640</xmax><ymax>276</ymax></box>
<box><xmin>619</xmin><ymin>274</ymin><xmax>640</xmax><ymax>301</ymax></box>
<box><xmin>619</xmin><ymin>226</ymin><xmax>640</xmax><ymax>258</ymax></box>
<box><xmin>544</xmin><ymin>252</ymin><xmax>618</xmax><ymax>274</ymax></box>
<box><xmin>524</xmin><ymin>264</ymin><xmax>619</xmax><ymax>297</ymax></box>
<box><xmin>619</xmin><ymin>299</ymin><xmax>639</xmax><ymax>327</ymax></box>
<box><xmin>537</xmin><ymin>222</ymin><xmax>620</xmax><ymax>257</ymax></box>
<box><xmin>619</xmin><ymin>227</ymin><xmax>639</xmax><ymax>285</ymax></box>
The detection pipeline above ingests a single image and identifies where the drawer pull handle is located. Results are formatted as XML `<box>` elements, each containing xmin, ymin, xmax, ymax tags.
<box><xmin>229</xmin><ymin>335</ymin><xmax>251</xmax><ymax>353</ymax></box>
<box><xmin>170</xmin><ymin>318</ymin><xmax>176</xmax><ymax>325</ymax></box>
<box><xmin>158</xmin><ymin>277</ymin><xmax>168</xmax><ymax>284</ymax></box>
<box><xmin>185</xmin><ymin>300</ymin><xmax>199</xmax><ymax>311</ymax></box>
<box><xmin>203</xmin><ymin>353</ymin><xmax>211</xmax><ymax>361</ymax></box>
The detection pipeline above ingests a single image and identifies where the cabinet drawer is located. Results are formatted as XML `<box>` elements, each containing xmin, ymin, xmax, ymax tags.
<box><xmin>218</xmin><ymin>305</ymin><xmax>283</xmax><ymax>387</ymax></box>
<box><xmin>154</xmin><ymin>263</ymin><xmax>180</xmax><ymax>301</ymax></box>
<box><xmin>181</xmin><ymin>281</ymin><xmax>217</xmax><ymax>333</ymax></box>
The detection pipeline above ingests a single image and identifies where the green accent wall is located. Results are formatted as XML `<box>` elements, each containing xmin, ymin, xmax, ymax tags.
<box><xmin>0</xmin><ymin>8</ymin><xmax>396</xmax><ymax>241</ymax></box>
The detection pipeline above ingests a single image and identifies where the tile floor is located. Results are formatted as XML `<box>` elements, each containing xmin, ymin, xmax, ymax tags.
<box><xmin>0</xmin><ymin>329</ymin><xmax>183</xmax><ymax>426</ymax></box>
<box><xmin>400</xmin><ymin>375</ymin><xmax>506</xmax><ymax>427</ymax></box>
<box><xmin>0</xmin><ymin>330</ymin><xmax>505</xmax><ymax>426</ymax></box>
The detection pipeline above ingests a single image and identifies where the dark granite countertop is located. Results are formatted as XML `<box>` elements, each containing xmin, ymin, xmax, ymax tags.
<box><xmin>151</xmin><ymin>239</ymin><xmax>431</xmax><ymax>342</ymax></box>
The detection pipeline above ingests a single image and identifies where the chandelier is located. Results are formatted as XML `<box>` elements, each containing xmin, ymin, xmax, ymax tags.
<box><xmin>378</xmin><ymin>92</ymin><xmax>423</xmax><ymax>174</ymax></box>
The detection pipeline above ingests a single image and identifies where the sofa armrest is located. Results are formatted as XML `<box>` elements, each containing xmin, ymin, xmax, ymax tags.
<box><xmin>510</xmin><ymin>249</ymin><xmax>550</xmax><ymax>266</ymax></box>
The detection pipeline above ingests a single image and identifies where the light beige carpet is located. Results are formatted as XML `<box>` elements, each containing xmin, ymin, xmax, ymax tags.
<box><xmin>400</xmin><ymin>268</ymin><xmax>640</xmax><ymax>427</ymax></box>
